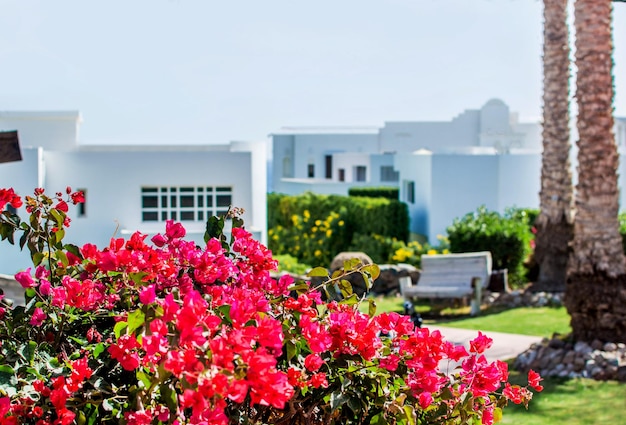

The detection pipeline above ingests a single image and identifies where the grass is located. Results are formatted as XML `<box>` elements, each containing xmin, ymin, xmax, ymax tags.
<box><xmin>361</xmin><ymin>295</ymin><xmax>571</xmax><ymax>337</ymax></box>
<box><xmin>501</xmin><ymin>372</ymin><xmax>626</xmax><ymax>425</ymax></box>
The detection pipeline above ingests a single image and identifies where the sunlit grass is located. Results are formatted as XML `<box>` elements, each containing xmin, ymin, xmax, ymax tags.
<box><xmin>501</xmin><ymin>372</ymin><xmax>626</xmax><ymax>425</ymax></box>
<box><xmin>360</xmin><ymin>295</ymin><xmax>571</xmax><ymax>337</ymax></box>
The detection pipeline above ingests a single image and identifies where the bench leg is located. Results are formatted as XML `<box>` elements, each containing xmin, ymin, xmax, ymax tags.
<box><xmin>470</xmin><ymin>277</ymin><xmax>482</xmax><ymax>316</ymax></box>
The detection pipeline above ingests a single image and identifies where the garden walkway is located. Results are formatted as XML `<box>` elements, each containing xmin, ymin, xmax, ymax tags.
<box><xmin>430</xmin><ymin>325</ymin><xmax>543</xmax><ymax>362</ymax></box>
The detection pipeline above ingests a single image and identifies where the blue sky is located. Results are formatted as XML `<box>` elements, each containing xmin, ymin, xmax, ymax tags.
<box><xmin>1</xmin><ymin>0</ymin><xmax>625</xmax><ymax>144</ymax></box>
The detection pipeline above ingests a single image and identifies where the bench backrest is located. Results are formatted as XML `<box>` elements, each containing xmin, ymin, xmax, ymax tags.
<box><xmin>419</xmin><ymin>251</ymin><xmax>492</xmax><ymax>289</ymax></box>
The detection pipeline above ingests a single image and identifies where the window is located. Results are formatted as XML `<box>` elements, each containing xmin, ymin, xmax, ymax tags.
<box><xmin>338</xmin><ymin>169</ymin><xmax>345</xmax><ymax>182</ymax></box>
<box><xmin>77</xmin><ymin>188</ymin><xmax>87</xmax><ymax>217</ymax></box>
<box><xmin>308</xmin><ymin>163</ymin><xmax>315</xmax><ymax>178</ymax></box>
<box><xmin>404</xmin><ymin>180</ymin><xmax>415</xmax><ymax>204</ymax></box>
<box><xmin>325</xmin><ymin>155</ymin><xmax>332</xmax><ymax>179</ymax></box>
<box><xmin>141</xmin><ymin>186</ymin><xmax>232</xmax><ymax>222</ymax></box>
<box><xmin>282</xmin><ymin>157</ymin><xmax>293</xmax><ymax>178</ymax></box>
<box><xmin>380</xmin><ymin>166</ymin><xmax>399</xmax><ymax>182</ymax></box>
<box><xmin>355</xmin><ymin>166</ymin><xmax>367</xmax><ymax>182</ymax></box>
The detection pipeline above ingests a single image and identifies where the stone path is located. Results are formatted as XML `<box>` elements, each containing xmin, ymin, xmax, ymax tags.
<box><xmin>429</xmin><ymin>325</ymin><xmax>544</xmax><ymax>363</ymax></box>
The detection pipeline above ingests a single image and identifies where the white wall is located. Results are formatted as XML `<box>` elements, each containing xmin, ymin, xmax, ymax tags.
<box><xmin>44</xmin><ymin>147</ymin><xmax>257</xmax><ymax>246</ymax></box>
<box><xmin>0</xmin><ymin>112</ymin><xmax>267</xmax><ymax>275</ymax></box>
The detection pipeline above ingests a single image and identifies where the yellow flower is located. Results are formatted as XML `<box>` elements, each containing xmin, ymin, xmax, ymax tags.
<box><xmin>427</xmin><ymin>249</ymin><xmax>438</xmax><ymax>255</ymax></box>
<box><xmin>314</xmin><ymin>250</ymin><xmax>322</xmax><ymax>257</ymax></box>
<box><xmin>315</xmin><ymin>220</ymin><xmax>322</xmax><ymax>226</ymax></box>
<box><xmin>326</xmin><ymin>229</ymin><xmax>332</xmax><ymax>237</ymax></box>
<box><xmin>312</xmin><ymin>227</ymin><xmax>318</xmax><ymax>232</ymax></box>
<box><xmin>338</xmin><ymin>220</ymin><xmax>344</xmax><ymax>226</ymax></box>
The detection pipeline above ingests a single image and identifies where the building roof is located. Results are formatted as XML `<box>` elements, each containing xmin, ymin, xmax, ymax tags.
<box><xmin>0</xmin><ymin>111</ymin><xmax>81</xmax><ymax>122</ymax></box>
<box><xmin>270</xmin><ymin>126</ymin><xmax>380</xmax><ymax>136</ymax></box>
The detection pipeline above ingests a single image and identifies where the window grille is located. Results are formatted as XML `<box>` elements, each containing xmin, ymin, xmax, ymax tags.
<box><xmin>141</xmin><ymin>186</ymin><xmax>232</xmax><ymax>222</ymax></box>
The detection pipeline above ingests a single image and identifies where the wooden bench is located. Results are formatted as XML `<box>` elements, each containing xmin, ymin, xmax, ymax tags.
<box><xmin>399</xmin><ymin>251</ymin><xmax>492</xmax><ymax>316</ymax></box>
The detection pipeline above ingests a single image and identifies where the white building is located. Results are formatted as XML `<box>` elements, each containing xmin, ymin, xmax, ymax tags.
<box><xmin>0</xmin><ymin>111</ymin><xmax>267</xmax><ymax>275</ymax></box>
<box><xmin>271</xmin><ymin>99</ymin><xmax>543</xmax><ymax>243</ymax></box>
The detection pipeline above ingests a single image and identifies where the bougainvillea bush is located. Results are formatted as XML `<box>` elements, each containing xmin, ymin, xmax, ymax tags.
<box><xmin>0</xmin><ymin>187</ymin><xmax>542</xmax><ymax>425</ymax></box>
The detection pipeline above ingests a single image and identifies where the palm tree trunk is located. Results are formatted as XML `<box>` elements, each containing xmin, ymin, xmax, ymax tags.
<box><xmin>565</xmin><ymin>0</ymin><xmax>626</xmax><ymax>343</ymax></box>
<box><xmin>532</xmin><ymin>0</ymin><xmax>574</xmax><ymax>293</ymax></box>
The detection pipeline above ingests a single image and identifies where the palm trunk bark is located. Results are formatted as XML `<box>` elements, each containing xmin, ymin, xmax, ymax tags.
<box><xmin>565</xmin><ymin>0</ymin><xmax>626</xmax><ymax>343</ymax></box>
<box><xmin>532</xmin><ymin>0</ymin><xmax>574</xmax><ymax>293</ymax></box>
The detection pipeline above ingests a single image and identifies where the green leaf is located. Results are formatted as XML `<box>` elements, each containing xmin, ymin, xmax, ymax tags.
<box><xmin>286</xmin><ymin>340</ymin><xmax>298</xmax><ymax>362</ymax></box>
<box><xmin>136</xmin><ymin>370</ymin><xmax>152</xmax><ymax>389</ymax></box>
<box><xmin>370</xmin><ymin>413</ymin><xmax>388</xmax><ymax>425</ymax></box>
<box><xmin>114</xmin><ymin>321</ymin><xmax>128</xmax><ymax>339</ymax></box>
<box><xmin>64</xmin><ymin>243</ymin><xmax>83</xmax><ymax>260</ymax></box>
<box><xmin>54</xmin><ymin>228</ymin><xmax>66</xmax><ymax>246</ymax></box>
<box><xmin>218</xmin><ymin>304</ymin><xmax>232</xmax><ymax>324</ymax></box>
<box><xmin>19</xmin><ymin>340</ymin><xmax>37</xmax><ymax>364</ymax></box>
<box><xmin>205</xmin><ymin>215</ymin><xmax>225</xmax><ymax>244</ymax></box>
<box><xmin>338</xmin><ymin>279</ymin><xmax>353</xmax><ymax>298</ymax></box>
<box><xmin>403</xmin><ymin>405</ymin><xmax>417</xmax><ymax>425</ymax></box>
<box><xmin>493</xmin><ymin>407</ymin><xmax>503</xmax><ymax>423</ymax></box>
<box><xmin>307</xmin><ymin>267</ymin><xmax>328</xmax><ymax>278</ymax></box>
<box><xmin>92</xmin><ymin>343</ymin><xmax>106</xmax><ymax>359</ymax></box>
<box><xmin>50</xmin><ymin>208</ymin><xmax>65</xmax><ymax>226</ymax></box>
<box><xmin>55</xmin><ymin>250</ymin><xmax>69</xmax><ymax>267</ymax></box>
<box><xmin>19</xmin><ymin>229</ymin><xmax>29</xmax><ymax>250</ymax></box>
<box><xmin>339</xmin><ymin>294</ymin><xmax>358</xmax><ymax>306</ymax></box>
<box><xmin>70</xmin><ymin>336</ymin><xmax>88</xmax><ymax>346</ymax></box>
<box><xmin>362</xmin><ymin>264</ymin><xmax>380</xmax><ymax>280</ymax></box>
<box><xmin>0</xmin><ymin>365</ymin><xmax>15</xmax><ymax>374</ymax></box>
<box><xmin>368</xmin><ymin>298</ymin><xmax>377</xmax><ymax>317</ymax></box>
<box><xmin>126</xmin><ymin>309</ymin><xmax>145</xmax><ymax>334</ymax></box>
<box><xmin>32</xmin><ymin>252</ymin><xmax>44</xmax><ymax>266</ymax></box>
<box><xmin>288</xmin><ymin>282</ymin><xmax>309</xmax><ymax>293</ymax></box>
<box><xmin>344</xmin><ymin>258</ymin><xmax>363</xmax><ymax>271</ymax></box>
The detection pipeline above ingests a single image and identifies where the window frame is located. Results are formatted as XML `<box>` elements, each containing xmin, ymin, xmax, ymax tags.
<box><xmin>141</xmin><ymin>186</ymin><xmax>233</xmax><ymax>222</ymax></box>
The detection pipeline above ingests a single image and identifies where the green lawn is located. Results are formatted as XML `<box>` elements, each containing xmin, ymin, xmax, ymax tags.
<box><xmin>361</xmin><ymin>295</ymin><xmax>571</xmax><ymax>337</ymax></box>
<box><xmin>501</xmin><ymin>373</ymin><xmax>626</xmax><ymax>425</ymax></box>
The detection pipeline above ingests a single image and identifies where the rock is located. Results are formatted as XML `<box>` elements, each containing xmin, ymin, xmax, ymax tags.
<box><xmin>591</xmin><ymin>340</ymin><xmax>604</xmax><ymax>350</ymax></box>
<box><xmin>604</xmin><ymin>342</ymin><xmax>618</xmax><ymax>352</ymax></box>
<box><xmin>574</xmin><ymin>341</ymin><xmax>592</xmax><ymax>355</ymax></box>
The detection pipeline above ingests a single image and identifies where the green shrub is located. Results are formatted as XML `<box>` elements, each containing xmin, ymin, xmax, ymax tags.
<box><xmin>273</xmin><ymin>254</ymin><xmax>312</xmax><ymax>275</ymax></box>
<box><xmin>348</xmin><ymin>186</ymin><xmax>399</xmax><ymax>200</ymax></box>
<box><xmin>268</xmin><ymin>192</ymin><xmax>409</xmax><ymax>265</ymax></box>
<box><xmin>446</xmin><ymin>206</ymin><xmax>533</xmax><ymax>287</ymax></box>
<box><xmin>348</xmin><ymin>233</ymin><xmax>449</xmax><ymax>268</ymax></box>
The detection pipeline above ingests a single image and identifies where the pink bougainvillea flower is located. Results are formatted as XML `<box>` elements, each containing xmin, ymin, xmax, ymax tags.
<box><xmin>0</xmin><ymin>188</ymin><xmax>22</xmax><ymax>211</ymax></box>
<box><xmin>528</xmin><ymin>369</ymin><xmax>544</xmax><ymax>392</ymax></box>
<box><xmin>418</xmin><ymin>392</ymin><xmax>433</xmax><ymax>410</ymax></box>
<box><xmin>55</xmin><ymin>200</ymin><xmax>69</xmax><ymax>213</ymax></box>
<box><xmin>469</xmin><ymin>331</ymin><xmax>493</xmax><ymax>354</ymax></box>
<box><xmin>30</xmin><ymin>308</ymin><xmax>47</xmax><ymax>326</ymax></box>
<box><xmin>139</xmin><ymin>284</ymin><xmax>156</xmax><ymax>304</ymax></box>
<box><xmin>70</xmin><ymin>190</ymin><xmax>85</xmax><ymax>205</ymax></box>
<box><xmin>14</xmin><ymin>268</ymin><xmax>36</xmax><ymax>289</ymax></box>
<box><xmin>309</xmin><ymin>372</ymin><xmax>329</xmax><ymax>389</ymax></box>
<box><xmin>304</xmin><ymin>353</ymin><xmax>324</xmax><ymax>372</ymax></box>
<box><xmin>165</xmin><ymin>220</ymin><xmax>185</xmax><ymax>240</ymax></box>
